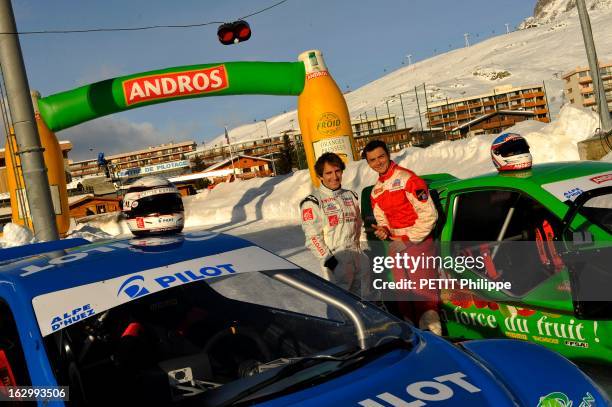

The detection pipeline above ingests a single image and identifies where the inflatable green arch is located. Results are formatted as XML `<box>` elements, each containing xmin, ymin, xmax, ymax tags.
<box><xmin>39</xmin><ymin>61</ymin><xmax>306</xmax><ymax>132</ymax></box>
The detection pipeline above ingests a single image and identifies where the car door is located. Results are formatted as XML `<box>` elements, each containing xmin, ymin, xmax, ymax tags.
<box><xmin>441</xmin><ymin>187</ymin><xmax>606</xmax><ymax>352</ymax></box>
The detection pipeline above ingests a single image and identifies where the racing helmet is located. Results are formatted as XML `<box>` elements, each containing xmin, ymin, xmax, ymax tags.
<box><xmin>490</xmin><ymin>133</ymin><xmax>532</xmax><ymax>171</ymax></box>
<box><xmin>122</xmin><ymin>176</ymin><xmax>185</xmax><ymax>237</ymax></box>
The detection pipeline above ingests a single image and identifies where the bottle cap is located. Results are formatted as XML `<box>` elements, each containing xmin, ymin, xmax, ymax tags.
<box><xmin>298</xmin><ymin>49</ymin><xmax>328</xmax><ymax>75</ymax></box>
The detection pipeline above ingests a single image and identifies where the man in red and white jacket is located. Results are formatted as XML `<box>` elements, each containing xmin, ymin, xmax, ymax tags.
<box><xmin>363</xmin><ymin>140</ymin><xmax>441</xmax><ymax>335</ymax></box>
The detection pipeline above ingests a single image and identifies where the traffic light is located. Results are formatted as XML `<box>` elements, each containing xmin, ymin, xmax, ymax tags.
<box><xmin>217</xmin><ymin>20</ymin><xmax>252</xmax><ymax>45</ymax></box>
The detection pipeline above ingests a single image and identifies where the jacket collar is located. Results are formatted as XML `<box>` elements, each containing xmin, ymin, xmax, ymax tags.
<box><xmin>378</xmin><ymin>161</ymin><xmax>397</xmax><ymax>182</ymax></box>
<box><xmin>319</xmin><ymin>182</ymin><xmax>342</xmax><ymax>197</ymax></box>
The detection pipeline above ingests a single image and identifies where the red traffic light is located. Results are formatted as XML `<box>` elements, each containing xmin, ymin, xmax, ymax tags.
<box><xmin>217</xmin><ymin>20</ymin><xmax>251</xmax><ymax>45</ymax></box>
<box><xmin>217</xmin><ymin>23</ymin><xmax>235</xmax><ymax>45</ymax></box>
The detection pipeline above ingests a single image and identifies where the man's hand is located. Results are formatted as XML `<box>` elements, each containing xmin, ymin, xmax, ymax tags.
<box><xmin>372</xmin><ymin>224</ymin><xmax>389</xmax><ymax>240</ymax></box>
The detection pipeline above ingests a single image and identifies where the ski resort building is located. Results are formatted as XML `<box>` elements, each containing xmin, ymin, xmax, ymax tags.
<box><xmin>562</xmin><ymin>62</ymin><xmax>612</xmax><ymax>112</ymax></box>
<box><xmin>425</xmin><ymin>84</ymin><xmax>550</xmax><ymax>135</ymax></box>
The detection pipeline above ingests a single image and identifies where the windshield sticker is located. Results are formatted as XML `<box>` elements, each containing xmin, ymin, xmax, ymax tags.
<box><xmin>537</xmin><ymin>392</ymin><xmax>572</xmax><ymax>407</ymax></box>
<box><xmin>20</xmin><ymin>231</ymin><xmax>221</xmax><ymax>277</ymax></box>
<box><xmin>32</xmin><ymin>246</ymin><xmax>297</xmax><ymax>337</ymax></box>
<box><xmin>542</xmin><ymin>171</ymin><xmax>612</xmax><ymax>202</ymax></box>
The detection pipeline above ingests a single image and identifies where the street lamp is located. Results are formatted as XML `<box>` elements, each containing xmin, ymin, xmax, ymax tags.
<box><xmin>257</xmin><ymin>119</ymin><xmax>276</xmax><ymax>175</ymax></box>
<box><xmin>224</xmin><ymin>125</ymin><xmax>237</xmax><ymax>178</ymax></box>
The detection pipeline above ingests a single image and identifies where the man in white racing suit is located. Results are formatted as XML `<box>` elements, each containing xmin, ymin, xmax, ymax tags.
<box><xmin>300</xmin><ymin>152</ymin><xmax>369</xmax><ymax>297</ymax></box>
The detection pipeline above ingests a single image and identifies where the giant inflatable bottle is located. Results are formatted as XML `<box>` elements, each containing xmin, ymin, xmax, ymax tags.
<box><xmin>297</xmin><ymin>50</ymin><xmax>357</xmax><ymax>186</ymax></box>
<box><xmin>5</xmin><ymin>91</ymin><xmax>70</xmax><ymax>237</ymax></box>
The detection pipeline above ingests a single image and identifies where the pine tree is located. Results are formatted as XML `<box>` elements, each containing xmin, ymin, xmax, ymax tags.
<box><xmin>276</xmin><ymin>133</ymin><xmax>294</xmax><ymax>174</ymax></box>
<box><xmin>190</xmin><ymin>155</ymin><xmax>207</xmax><ymax>172</ymax></box>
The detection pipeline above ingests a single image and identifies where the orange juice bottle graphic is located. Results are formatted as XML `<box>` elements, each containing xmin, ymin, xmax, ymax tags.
<box><xmin>5</xmin><ymin>91</ymin><xmax>70</xmax><ymax>236</ymax></box>
<box><xmin>297</xmin><ymin>49</ymin><xmax>357</xmax><ymax>186</ymax></box>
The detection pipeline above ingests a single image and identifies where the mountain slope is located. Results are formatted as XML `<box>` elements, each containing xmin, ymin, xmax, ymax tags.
<box><xmin>209</xmin><ymin>7</ymin><xmax>612</xmax><ymax>148</ymax></box>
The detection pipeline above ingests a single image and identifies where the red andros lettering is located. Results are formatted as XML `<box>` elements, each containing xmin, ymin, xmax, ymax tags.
<box><xmin>122</xmin><ymin>65</ymin><xmax>229</xmax><ymax>106</ymax></box>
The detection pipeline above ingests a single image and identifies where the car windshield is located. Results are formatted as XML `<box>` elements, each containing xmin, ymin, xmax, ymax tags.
<box><xmin>578</xmin><ymin>191</ymin><xmax>612</xmax><ymax>234</ymax></box>
<box><xmin>43</xmin><ymin>268</ymin><xmax>410</xmax><ymax>405</ymax></box>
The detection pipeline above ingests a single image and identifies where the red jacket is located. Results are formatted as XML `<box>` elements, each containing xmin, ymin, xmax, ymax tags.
<box><xmin>370</xmin><ymin>161</ymin><xmax>438</xmax><ymax>242</ymax></box>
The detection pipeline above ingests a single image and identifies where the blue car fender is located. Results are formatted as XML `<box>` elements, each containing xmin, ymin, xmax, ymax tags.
<box><xmin>461</xmin><ymin>339</ymin><xmax>610</xmax><ymax>406</ymax></box>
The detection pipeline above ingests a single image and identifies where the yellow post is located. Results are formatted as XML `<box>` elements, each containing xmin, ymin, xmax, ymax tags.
<box><xmin>297</xmin><ymin>50</ymin><xmax>357</xmax><ymax>186</ymax></box>
<box><xmin>4</xmin><ymin>91</ymin><xmax>71</xmax><ymax>237</ymax></box>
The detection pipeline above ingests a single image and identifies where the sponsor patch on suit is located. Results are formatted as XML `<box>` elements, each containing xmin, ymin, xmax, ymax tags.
<box><xmin>302</xmin><ymin>208</ymin><xmax>314</xmax><ymax>221</ymax></box>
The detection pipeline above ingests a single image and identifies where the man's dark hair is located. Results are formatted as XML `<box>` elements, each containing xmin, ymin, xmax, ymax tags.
<box><xmin>314</xmin><ymin>152</ymin><xmax>345</xmax><ymax>177</ymax></box>
<box><xmin>361</xmin><ymin>140</ymin><xmax>389</xmax><ymax>159</ymax></box>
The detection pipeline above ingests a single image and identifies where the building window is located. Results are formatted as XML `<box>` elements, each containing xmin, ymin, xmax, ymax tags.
<box><xmin>568</xmin><ymin>88</ymin><xmax>573</xmax><ymax>94</ymax></box>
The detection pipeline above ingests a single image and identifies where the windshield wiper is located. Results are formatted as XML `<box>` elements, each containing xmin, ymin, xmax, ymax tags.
<box><xmin>219</xmin><ymin>336</ymin><xmax>413</xmax><ymax>406</ymax></box>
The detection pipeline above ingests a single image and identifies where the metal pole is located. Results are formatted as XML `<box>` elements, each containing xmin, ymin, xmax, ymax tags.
<box><xmin>0</xmin><ymin>0</ymin><xmax>58</xmax><ymax>241</ymax></box>
<box><xmin>374</xmin><ymin>106</ymin><xmax>380</xmax><ymax>133</ymax></box>
<box><xmin>542</xmin><ymin>80</ymin><xmax>552</xmax><ymax>122</ymax></box>
<box><xmin>399</xmin><ymin>93</ymin><xmax>407</xmax><ymax>129</ymax></box>
<box><xmin>224</xmin><ymin>126</ymin><xmax>237</xmax><ymax>178</ymax></box>
<box><xmin>414</xmin><ymin>86</ymin><xmax>425</xmax><ymax>132</ymax></box>
<box><xmin>423</xmin><ymin>83</ymin><xmax>432</xmax><ymax>136</ymax></box>
<box><xmin>385</xmin><ymin>100</ymin><xmax>392</xmax><ymax>131</ymax></box>
<box><xmin>263</xmin><ymin>120</ymin><xmax>277</xmax><ymax>175</ymax></box>
<box><xmin>576</xmin><ymin>0</ymin><xmax>612</xmax><ymax>131</ymax></box>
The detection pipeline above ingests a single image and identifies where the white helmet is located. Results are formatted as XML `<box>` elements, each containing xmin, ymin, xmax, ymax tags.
<box><xmin>122</xmin><ymin>176</ymin><xmax>184</xmax><ymax>237</ymax></box>
<box><xmin>491</xmin><ymin>133</ymin><xmax>532</xmax><ymax>171</ymax></box>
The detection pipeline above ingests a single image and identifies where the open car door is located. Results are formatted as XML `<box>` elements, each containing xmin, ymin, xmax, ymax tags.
<box><xmin>560</xmin><ymin>186</ymin><xmax>612</xmax><ymax>320</ymax></box>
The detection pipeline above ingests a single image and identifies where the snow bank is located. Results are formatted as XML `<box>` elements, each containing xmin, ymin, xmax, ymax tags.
<box><xmin>183</xmin><ymin>105</ymin><xmax>598</xmax><ymax>227</ymax></box>
<box><xmin>0</xmin><ymin>223</ymin><xmax>36</xmax><ymax>248</ymax></box>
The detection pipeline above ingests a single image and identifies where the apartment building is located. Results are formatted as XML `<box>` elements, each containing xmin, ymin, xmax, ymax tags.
<box><xmin>194</xmin><ymin>135</ymin><xmax>287</xmax><ymax>164</ymax></box>
<box><xmin>351</xmin><ymin>114</ymin><xmax>397</xmax><ymax>137</ymax></box>
<box><xmin>426</xmin><ymin>84</ymin><xmax>550</xmax><ymax>134</ymax></box>
<box><xmin>69</xmin><ymin>141</ymin><xmax>197</xmax><ymax>179</ymax></box>
<box><xmin>562</xmin><ymin>62</ymin><xmax>612</xmax><ymax>111</ymax></box>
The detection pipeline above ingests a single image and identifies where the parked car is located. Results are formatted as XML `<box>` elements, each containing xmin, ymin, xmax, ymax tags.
<box><xmin>362</xmin><ymin>161</ymin><xmax>612</xmax><ymax>365</ymax></box>
<box><xmin>0</xmin><ymin>229</ymin><xmax>608</xmax><ymax>405</ymax></box>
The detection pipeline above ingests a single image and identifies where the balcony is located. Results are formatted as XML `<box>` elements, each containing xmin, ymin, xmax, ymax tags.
<box><xmin>583</xmin><ymin>98</ymin><xmax>596</xmax><ymax>107</ymax></box>
<box><xmin>578</xmin><ymin>76</ymin><xmax>593</xmax><ymax>85</ymax></box>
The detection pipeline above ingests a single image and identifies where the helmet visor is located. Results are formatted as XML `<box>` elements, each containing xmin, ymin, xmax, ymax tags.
<box><xmin>127</xmin><ymin>193</ymin><xmax>184</xmax><ymax>218</ymax></box>
<box><xmin>495</xmin><ymin>138</ymin><xmax>530</xmax><ymax>157</ymax></box>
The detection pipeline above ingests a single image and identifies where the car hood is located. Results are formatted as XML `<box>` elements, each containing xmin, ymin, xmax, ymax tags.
<box><xmin>259</xmin><ymin>332</ymin><xmax>607</xmax><ymax>407</ymax></box>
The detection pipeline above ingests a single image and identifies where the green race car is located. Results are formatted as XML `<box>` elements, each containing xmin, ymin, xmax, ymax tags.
<box><xmin>362</xmin><ymin>161</ymin><xmax>612</xmax><ymax>364</ymax></box>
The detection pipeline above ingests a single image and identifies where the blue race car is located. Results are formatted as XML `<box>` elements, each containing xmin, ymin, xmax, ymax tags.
<box><xmin>0</xmin><ymin>230</ymin><xmax>608</xmax><ymax>406</ymax></box>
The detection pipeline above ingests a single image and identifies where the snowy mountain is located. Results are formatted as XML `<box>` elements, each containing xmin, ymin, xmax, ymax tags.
<box><xmin>209</xmin><ymin>6</ymin><xmax>612</xmax><ymax>148</ymax></box>
<box><xmin>521</xmin><ymin>0</ymin><xmax>612</xmax><ymax>27</ymax></box>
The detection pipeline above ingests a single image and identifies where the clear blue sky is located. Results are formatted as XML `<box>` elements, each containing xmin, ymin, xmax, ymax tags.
<box><xmin>13</xmin><ymin>0</ymin><xmax>535</xmax><ymax>160</ymax></box>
